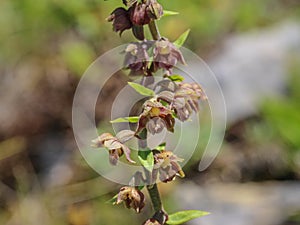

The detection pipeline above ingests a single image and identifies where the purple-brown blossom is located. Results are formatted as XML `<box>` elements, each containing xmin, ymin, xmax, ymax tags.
<box><xmin>153</xmin><ymin>39</ymin><xmax>186</xmax><ymax>75</ymax></box>
<box><xmin>157</xmin><ymin>82</ymin><xmax>206</xmax><ymax>121</ymax></box>
<box><xmin>116</xmin><ymin>186</ymin><xmax>145</xmax><ymax>213</ymax></box>
<box><xmin>92</xmin><ymin>131</ymin><xmax>135</xmax><ymax>165</ymax></box>
<box><xmin>135</xmin><ymin>100</ymin><xmax>175</xmax><ymax>137</ymax></box>
<box><xmin>153</xmin><ymin>150</ymin><xmax>185</xmax><ymax>183</ymax></box>
<box><xmin>124</xmin><ymin>42</ymin><xmax>153</xmax><ymax>76</ymax></box>
<box><xmin>108</xmin><ymin>0</ymin><xmax>163</xmax><ymax>39</ymax></box>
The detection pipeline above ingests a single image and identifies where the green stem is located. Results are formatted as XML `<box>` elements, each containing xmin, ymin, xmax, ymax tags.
<box><xmin>146</xmin><ymin>183</ymin><xmax>162</xmax><ymax>212</ymax></box>
<box><xmin>138</xmin><ymin>140</ymin><xmax>163</xmax><ymax>212</ymax></box>
<box><xmin>148</xmin><ymin>20</ymin><xmax>161</xmax><ymax>40</ymax></box>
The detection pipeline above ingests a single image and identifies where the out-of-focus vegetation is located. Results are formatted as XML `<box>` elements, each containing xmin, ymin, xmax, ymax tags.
<box><xmin>1</xmin><ymin>0</ymin><xmax>300</xmax><ymax>224</ymax></box>
<box><xmin>247</xmin><ymin>57</ymin><xmax>300</xmax><ymax>176</ymax></box>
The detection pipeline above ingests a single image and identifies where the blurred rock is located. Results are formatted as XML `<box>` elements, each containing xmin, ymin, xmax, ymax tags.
<box><xmin>208</xmin><ymin>21</ymin><xmax>300</xmax><ymax>124</ymax></box>
<box><xmin>175</xmin><ymin>181</ymin><xmax>300</xmax><ymax>225</ymax></box>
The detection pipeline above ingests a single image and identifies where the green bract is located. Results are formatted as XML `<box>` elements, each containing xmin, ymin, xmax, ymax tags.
<box><xmin>128</xmin><ymin>82</ymin><xmax>155</xmax><ymax>96</ymax></box>
<box><xmin>173</xmin><ymin>29</ymin><xmax>191</xmax><ymax>48</ymax></box>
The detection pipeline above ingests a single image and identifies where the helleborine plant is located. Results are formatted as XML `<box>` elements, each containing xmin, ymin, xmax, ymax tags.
<box><xmin>93</xmin><ymin>0</ymin><xmax>209</xmax><ymax>224</ymax></box>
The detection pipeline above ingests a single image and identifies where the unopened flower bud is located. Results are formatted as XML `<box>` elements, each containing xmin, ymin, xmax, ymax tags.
<box><xmin>146</xmin><ymin>0</ymin><xmax>163</xmax><ymax>20</ymax></box>
<box><xmin>130</xmin><ymin>3</ymin><xmax>151</xmax><ymax>25</ymax></box>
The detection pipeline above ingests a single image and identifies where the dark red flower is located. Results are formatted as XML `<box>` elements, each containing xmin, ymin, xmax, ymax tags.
<box><xmin>107</xmin><ymin>7</ymin><xmax>132</xmax><ymax>36</ymax></box>
<box><xmin>129</xmin><ymin>2</ymin><xmax>151</xmax><ymax>26</ymax></box>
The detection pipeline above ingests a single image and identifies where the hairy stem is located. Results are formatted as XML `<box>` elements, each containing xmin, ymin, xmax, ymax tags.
<box><xmin>148</xmin><ymin>20</ymin><xmax>161</xmax><ymax>40</ymax></box>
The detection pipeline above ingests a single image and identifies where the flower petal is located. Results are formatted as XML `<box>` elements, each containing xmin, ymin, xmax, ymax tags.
<box><xmin>116</xmin><ymin>130</ymin><xmax>135</xmax><ymax>143</ymax></box>
<box><xmin>121</xmin><ymin>144</ymin><xmax>136</xmax><ymax>164</ymax></box>
<box><xmin>104</xmin><ymin>139</ymin><xmax>122</xmax><ymax>150</ymax></box>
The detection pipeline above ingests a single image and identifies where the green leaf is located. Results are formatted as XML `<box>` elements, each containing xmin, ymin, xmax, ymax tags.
<box><xmin>167</xmin><ymin>210</ymin><xmax>210</xmax><ymax>225</ymax></box>
<box><xmin>156</xmin><ymin>142</ymin><xmax>166</xmax><ymax>151</ymax></box>
<box><xmin>137</xmin><ymin>185</ymin><xmax>144</xmax><ymax>190</ymax></box>
<box><xmin>168</xmin><ymin>74</ymin><xmax>185</xmax><ymax>82</ymax></box>
<box><xmin>110</xmin><ymin>116</ymin><xmax>139</xmax><ymax>123</ymax></box>
<box><xmin>173</xmin><ymin>29</ymin><xmax>191</xmax><ymax>48</ymax></box>
<box><xmin>163</xmin><ymin>10</ymin><xmax>179</xmax><ymax>17</ymax></box>
<box><xmin>128</xmin><ymin>82</ymin><xmax>155</xmax><ymax>96</ymax></box>
<box><xmin>138</xmin><ymin>150</ymin><xmax>154</xmax><ymax>171</ymax></box>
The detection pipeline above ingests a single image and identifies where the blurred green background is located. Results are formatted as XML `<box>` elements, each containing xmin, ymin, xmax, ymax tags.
<box><xmin>0</xmin><ymin>0</ymin><xmax>300</xmax><ymax>224</ymax></box>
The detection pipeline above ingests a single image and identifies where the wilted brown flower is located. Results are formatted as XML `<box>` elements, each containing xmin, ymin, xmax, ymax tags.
<box><xmin>135</xmin><ymin>100</ymin><xmax>175</xmax><ymax>137</ymax></box>
<box><xmin>124</xmin><ymin>41</ymin><xmax>153</xmax><ymax>76</ymax></box>
<box><xmin>116</xmin><ymin>186</ymin><xmax>145</xmax><ymax>213</ymax></box>
<box><xmin>107</xmin><ymin>8</ymin><xmax>132</xmax><ymax>36</ymax></box>
<box><xmin>92</xmin><ymin>130</ymin><xmax>135</xmax><ymax>165</ymax></box>
<box><xmin>153</xmin><ymin>150</ymin><xmax>185</xmax><ymax>183</ymax></box>
<box><xmin>153</xmin><ymin>39</ymin><xmax>186</xmax><ymax>75</ymax></box>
